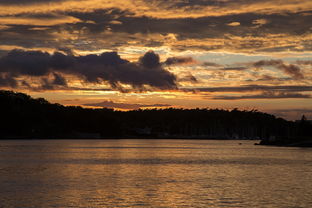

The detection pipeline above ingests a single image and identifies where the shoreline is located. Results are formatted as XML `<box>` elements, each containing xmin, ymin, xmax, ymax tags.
<box><xmin>0</xmin><ymin>136</ymin><xmax>259</xmax><ymax>141</ymax></box>
<box><xmin>256</xmin><ymin>139</ymin><xmax>312</xmax><ymax>147</ymax></box>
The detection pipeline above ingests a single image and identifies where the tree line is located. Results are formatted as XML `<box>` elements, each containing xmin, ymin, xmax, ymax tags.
<box><xmin>0</xmin><ymin>90</ymin><xmax>311</xmax><ymax>144</ymax></box>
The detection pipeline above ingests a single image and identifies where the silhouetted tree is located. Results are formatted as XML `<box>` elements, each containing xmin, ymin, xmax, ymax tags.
<box><xmin>0</xmin><ymin>90</ymin><xmax>311</xmax><ymax>144</ymax></box>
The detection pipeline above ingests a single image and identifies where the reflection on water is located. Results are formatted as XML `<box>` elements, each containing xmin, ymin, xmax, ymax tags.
<box><xmin>0</xmin><ymin>139</ymin><xmax>311</xmax><ymax>208</ymax></box>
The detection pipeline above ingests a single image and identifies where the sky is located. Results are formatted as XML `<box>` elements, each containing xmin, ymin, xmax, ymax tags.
<box><xmin>0</xmin><ymin>0</ymin><xmax>311</xmax><ymax>120</ymax></box>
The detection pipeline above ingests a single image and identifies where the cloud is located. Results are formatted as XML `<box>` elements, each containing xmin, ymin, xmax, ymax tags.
<box><xmin>139</xmin><ymin>50</ymin><xmax>161</xmax><ymax>69</ymax></box>
<box><xmin>66</xmin><ymin>87</ymin><xmax>113</xmax><ymax>92</ymax></box>
<box><xmin>202</xmin><ymin>62</ymin><xmax>222</xmax><ymax>67</ymax></box>
<box><xmin>40</xmin><ymin>73</ymin><xmax>68</xmax><ymax>90</ymax></box>
<box><xmin>0</xmin><ymin>50</ymin><xmax>53</xmax><ymax>76</ymax></box>
<box><xmin>296</xmin><ymin>60</ymin><xmax>312</xmax><ymax>65</ymax></box>
<box><xmin>0</xmin><ymin>15</ymin><xmax>80</xmax><ymax>26</ymax></box>
<box><xmin>0</xmin><ymin>0</ymin><xmax>311</xmax><ymax>18</ymax></box>
<box><xmin>227</xmin><ymin>22</ymin><xmax>240</xmax><ymax>26</ymax></box>
<box><xmin>0</xmin><ymin>7</ymin><xmax>311</xmax><ymax>54</ymax></box>
<box><xmin>52</xmin><ymin>73</ymin><xmax>67</xmax><ymax>86</ymax></box>
<box><xmin>83</xmin><ymin>100</ymin><xmax>171</xmax><ymax>109</ymax></box>
<box><xmin>212</xmin><ymin>92</ymin><xmax>311</xmax><ymax>100</ymax></box>
<box><xmin>255</xmin><ymin>74</ymin><xmax>290</xmax><ymax>81</ymax></box>
<box><xmin>252</xmin><ymin>18</ymin><xmax>268</xmax><ymax>26</ymax></box>
<box><xmin>67</xmin><ymin>9</ymin><xmax>312</xmax><ymax>48</ymax></box>
<box><xmin>0</xmin><ymin>25</ymin><xmax>11</xmax><ymax>30</ymax></box>
<box><xmin>177</xmin><ymin>73</ymin><xmax>198</xmax><ymax>83</ymax></box>
<box><xmin>17</xmin><ymin>9</ymin><xmax>312</xmax><ymax>53</ymax></box>
<box><xmin>0</xmin><ymin>49</ymin><xmax>177</xmax><ymax>91</ymax></box>
<box><xmin>223</xmin><ymin>66</ymin><xmax>247</xmax><ymax>71</ymax></box>
<box><xmin>253</xmin><ymin>60</ymin><xmax>304</xmax><ymax>79</ymax></box>
<box><xmin>137</xmin><ymin>0</ymin><xmax>312</xmax><ymax>18</ymax></box>
<box><xmin>0</xmin><ymin>73</ymin><xmax>17</xmax><ymax>87</ymax></box>
<box><xmin>279</xmin><ymin>64</ymin><xmax>304</xmax><ymax>79</ymax></box>
<box><xmin>183</xmin><ymin>85</ymin><xmax>312</xmax><ymax>93</ymax></box>
<box><xmin>165</xmin><ymin>57</ymin><xmax>196</xmax><ymax>65</ymax></box>
<box><xmin>0</xmin><ymin>0</ymin><xmax>66</xmax><ymax>5</ymax></box>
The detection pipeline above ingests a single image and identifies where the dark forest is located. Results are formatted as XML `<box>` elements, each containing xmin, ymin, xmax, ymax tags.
<box><xmin>1</xmin><ymin>90</ymin><xmax>311</xmax><ymax>146</ymax></box>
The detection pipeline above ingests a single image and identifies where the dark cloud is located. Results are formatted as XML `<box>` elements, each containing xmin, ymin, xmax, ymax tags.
<box><xmin>42</xmin><ymin>8</ymin><xmax>309</xmax><ymax>46</ymax></box>
<box><xmin>5</xmin><ymin>13</ymin><xmax>71</xmax><ymax>19</ymax></box>
<box><xmin>296</xmin><ymin>60</ymin><xmax>312</xmax><ymax>65</ymax></box>
<box><xmin>139</xmin><ymin>51</ymin><xmax>161</xmax><ymax>69</ymax></box>
<box><xmin>66</xmin><ymin>8</ymin><xmax>133</xmax><ymax>34</ymax></box>
<box><xmin>144</xmin><ymin>0</ymin><xmax>276</xmax><ymax>9</ymax></box>
<box><xmin>83</xmin><ymin>100</ymin><xmax>171</xmax><ymax>109</ymax></box>
<box><xmin>183</xmin><ymin>85</ymin><xmax>312</xmax><ymax>93</ymax></box>
<box><xmin>40</xmin><ymin>73</ymin><xmax>68</xmax><ymax>90</ymax></box>
<box><xmin>178</xmin><ymin>73</ymin><xmax>198</xmax><ymax>83</ymax></box>
<box><xmin>0</xmin><ymin>73</ymin><xmax>17</xmax><ymax>87</ymax></box>
<box><xmin>0</xmin><ymin>50</ymin><xmax>52</xmax><ymax>76</ymax></box>
<box><xmin>223</xmin><ymin>66</ymin><xmax>247</xmax><ymax>71</ymax></box>
<box><xmin>107</xmin><ymin>10</ymin><xmax>312</xmax><ymax>39</ymax></box>
<box><xmin>66</xmin><ymin>87</ymin><xmax>113</xmax><ymax>92</ymax></box>
<box><xmin>254</xmin><ymin>74</ymin><xmax>291</xmax><ymax>82</ymax></box>
<box><xmin>52</xmin><ymin>73</ymin><xmax>67</xmax><ymax>86</ymax></box>
<box><xmin>212</xmin><ymin>92</ymin><xmax>311</xmax><ymax>100</ymax></box>
<box><xmin>257</xmin><ymin>46</ymin><xmax>298</xmax><ymax>53</ymax></box>
<box><xmin>253</xmin><ymin>60</ymin><xmax>304</xmax><ymax>79</ymax></box>
<box><xmin>165</xmin><ymin>57</ymin><xmax>196</xmax><ymax>65</ymax></box>
<box><xmin>0</xmin><ymin>25</ymin><xmax>55</xmax><ymax>50</ymax></box>
<box><xmin>279</xmin><ymin>64</ymin><xmax>304</xmax><ymax>79</ymax></box>
<box><xmin>0</xmin><ymin>49</ymin><xmax>177</xmax><ymax>91</ymax></box>
<box><xmin>41</xmin><ymin>78</ymin><xmax>56</xmax><ymax>90</ymax></box>
<box><xmin>0</xmin><ymin>8</ymin><xmax>311</xmax><ymax>53</ymax></box>
<box><xmin>257</xmin><ymin>74</ymin><xmax>276</xmax><ymax>81</ymax></box>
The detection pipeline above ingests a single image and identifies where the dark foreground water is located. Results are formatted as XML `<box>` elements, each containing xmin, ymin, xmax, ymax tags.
<box><xmin>0</xmin><ymin>139</ymin><xmax>311</xmax><ymax>208</ymax></box>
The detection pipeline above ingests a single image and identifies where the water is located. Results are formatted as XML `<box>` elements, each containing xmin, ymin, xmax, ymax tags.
<box><xmin>0</xmin><ymin>139</ymin><xmax>311</xmax><ymax>208</ymax></box>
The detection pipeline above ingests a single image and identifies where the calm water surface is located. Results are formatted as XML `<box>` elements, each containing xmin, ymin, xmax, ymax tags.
<box><xmin>0</xmin><ymin>139</ymin><xmax>311</xmax><ymax>208</ymax></box>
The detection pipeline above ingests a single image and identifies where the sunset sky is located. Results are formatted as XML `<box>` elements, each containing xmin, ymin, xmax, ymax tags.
<box><xmin>0</xmin><ymin>0</ymin><xmax>311</xmax><ymax>120</ymax></box>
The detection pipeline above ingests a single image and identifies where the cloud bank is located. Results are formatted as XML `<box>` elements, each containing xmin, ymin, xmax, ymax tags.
<box><xmin>253</xmin><ymin>60</ymin><xmax>304</xmax><ymax>79</ymax></box>
<box><xmin>0</xmin><ymin>49</ymin><xmax>177</xmax><ymax>91</ymax></box>
<box><xmin>213</xmin><ymin>91</ymin><xmax>311</xmax><ymax>100</ymax></box>
<box><xmin>84</xmin><ymin>100</ymin><xmax>171</xmax><ymax>109</ymax></box>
